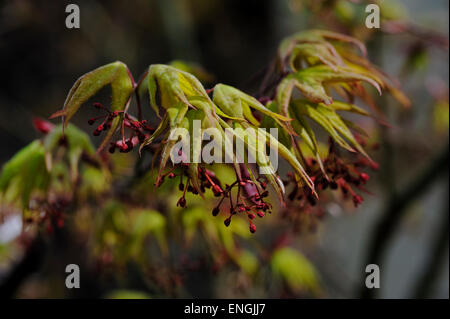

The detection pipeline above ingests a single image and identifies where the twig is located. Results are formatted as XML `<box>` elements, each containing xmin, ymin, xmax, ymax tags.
<box><xmin>410</xmin><ymin>177</ymin><xmax>449</xmax><ymax>298</ymax></box>
<box><xmin>358</xmin><ymin>143</ymin><xmax>449</xmax><ymax>298</ymax></box>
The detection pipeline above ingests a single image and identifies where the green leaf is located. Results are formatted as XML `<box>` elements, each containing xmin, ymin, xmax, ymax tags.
<box><xmin>315</xmin><ymin>103</ymin><xmax>370</xmax><ymax>158</ymax></box>
<box><xmin>104</xmin><ymin>290</ymin><xmax>152</xmax><ymax>299</ymax></box>
<box><xmin>182</xmin><ymin>207</ymin><xmax>219</xmax><ymax>244</ymax></box>
<box><xmin>271</xmin><ymin>247</ymin><xmax>321</xmax><ymax>295</ymax></box>
<box><xmin>145</xmin><ymin>64</ymin><xmax>214</xmax><ymax>114</ymax></box>
<box><xmin>234</xmin><ymin>250</ymin><xmax>259</xmax><ymax>275</ymax></box>
<box><xmin>327</xmin><ymin>100</ymin><xmax>370</xmax><ymax>116</ymax></box>
<box><xmin>289</xmin><ymin>112</ymin><xmax>327</xmax><ymax>175</ymax></box>
<box><xmin>232</xmin><ymin>122</ymin><xmax>286</xmax><ymax>203</ymax></box>
<box><xmin>139</xmin><ymin>113</ymin><xmax>169</xmax><ymax>155</ymax></box>
<box><xmin>49</xmin><ymin>61</ymin><xmax>133</xmax><ymax>153</ymax></box>
<box><xmin>291</xmin><ymin>99</ymin><xmax>371</xmax><ymax>160</ymax></box>
<box><xmin>44</xmin><ymin>124</ymin><xmax>95</xmax><ymax>155</ymax></box>
<box><xmin>277</xmin><ymin>65</ymin><xmax>382</xmax><ymax>107</ymax></box>
<box><xmin>289</xmin><ymin>42</ymin><xmax>343</xmax><ymax>71</ymax></box>
<box><xmin>185</xmin><ymin>110</ymin><xmax>204</xmax><ymax>195</ymax></box>
<box><xmin>43</xmin><ymin>124</ymin><xmax>97</xmax><ymax>181</ymax></box>
<box><xmin>51</xmin><ymin>61</ymin><xmax>134</xmax><ymax>127</ymax></box>
<box><xmin>291</xmin><ymin>99</ymin><xmax>355</xmax><ymax>153</ymax></box>
<box><xmin>260</xmin><ymin>102</ymin><xmax>292</xmax><ymax>148</ymax></box>
<box><xmin>242</xmin><ymin>122</ymin><xmax>315</xmax><ymax>195</ymax></box>
<box><xmin>0</xmin><ymin>141</ymin><xmax>48</xmax><ymax>209</ymax></box>
<box><xmin>131</xmin><ymin>209</ymin><xmax>167</xmax><ymax>254</ymax></box>
<box><xmin>213</xmin><ymin>84</ymin><xmax>291</xmax><ymax>124</ymax></box>
<box><xmin>278</xmin><ymin>29</ymin><xmax>366</xmax><ymax>67</ymax></box>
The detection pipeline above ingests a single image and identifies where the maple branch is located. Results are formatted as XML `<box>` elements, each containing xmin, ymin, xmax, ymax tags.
<box><xmin>358</xmin><ymin>143</ymin><xmax>449</xmax><ymax>298</ymax></box>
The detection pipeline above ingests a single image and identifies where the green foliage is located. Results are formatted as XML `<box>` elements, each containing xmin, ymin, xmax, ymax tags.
<box><xmin>46</xmin><ymin>28</ymin><xmax>409</xmax><ymax>207</ymax></box>
<box><xmin>0</xmin><ymin>124</ymin><xmax>101</xmax><ymax>213</ymax></box>
<box><xmin>92</xmin><ymin>201</ymin><xmax>168</xmax><ymax>264</ymax></box>
<box><xmin>50</xmin><ymin>61</ymin><xmax>134</xmax><ymax>151</ymax></box>
<box><xmin>265</xmin><ymin>29</ymin><xmax>410</xmax><ymax>184</ymax></box>
<box><xmin>0</xmin><ymin>140</ymin><xmax>47</xmax><ymax>210</ymax></box>
<box><xmin>104</xmin><ymin>290</ymin><xmax>152</xmax><ymax>299</ymax></box>
<box><xmin>0</xmin><ymin>27</ymin><xmax>413</xmax><ymax>298</ymax></box>
<box><xmin>271</xmin><ymin>247</ymin><xmax>321</xmax><ymax>296</ymax></box>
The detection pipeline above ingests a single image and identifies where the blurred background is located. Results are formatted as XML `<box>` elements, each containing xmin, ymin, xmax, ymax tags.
<box><xmin>0</xmin><ymin>0</ymin><xmax>448</xmax><ymax>298</ymax></box>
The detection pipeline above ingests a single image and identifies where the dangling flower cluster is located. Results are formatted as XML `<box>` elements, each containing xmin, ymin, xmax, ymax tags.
<box><xmin>165</xmin><ymin>161</ymin><xmax>274</xmax><ymax>234</ymax></box>
<box><xmin>87</xmin><ymin>102</ymin><xmax>154</xmax><ymax>153</ymax></box>
<box><xmin>87</xmin><ymin>102</ymin><xmax>120</xmax><ymax>136</ymax></box>
<box><xmin>211</xmin><ymin>173</ymin><xmax>272</xmax><ymax>234</ymax></box>
<box><xmin>282</xmin><ymin>138</ymin><xmax>378</xmax><ymax>232</ymax></box>
<box><xmin>155</xmin><ymin>159</ymin><xmax>271</xmax><ymax>233</ymax></box>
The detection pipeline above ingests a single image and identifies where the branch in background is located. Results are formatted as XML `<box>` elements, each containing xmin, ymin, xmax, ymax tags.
<box><xmin>0</xmin><ymin>235</ymin><xmax>46</xmax><ymax>298</ymax></box>
<box><xmin>358</xmin><ymin>143</ymin><xmax>449</xmax><ymax>299</ymax></box>
<box><xmin>411</xmin><ymin>178</ymin><xmax>449</xmax><ymax>299</ymax></box>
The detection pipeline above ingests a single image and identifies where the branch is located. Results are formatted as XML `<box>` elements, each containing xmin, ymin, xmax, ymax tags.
<box><xmin>358</xmin><ymin>143</ymin><xmax>449</xmax><ymax>298</ymax></box>
<box><xmin>410</xmin><ymin>178</ymin><xmax>449</xmax><ymax>298</ymax></box>
<box><xmin>0</xmin><ymin>235</ymin><xmax>46</xmax><ymax>298</ymax></box>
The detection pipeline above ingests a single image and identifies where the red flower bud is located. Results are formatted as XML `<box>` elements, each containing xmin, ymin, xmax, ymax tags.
<box><xmin>33</xmin><ymin>118</ymin><xmax>54</xmax><ymax>134</ymax></box>
<box><xmin>177</xmin><ymin>197</ymin><xmax>186</xmax><ymax>208</ymax></box>
<box><xmin>132</xmin><ymin>121</ymin><xmax>141</xmax><ymax>128</ymax></box>
<box><xmin>116</xmin><ymin>140</ymin><xmax>131</xmax><ymax>152</ymax></box>
<box><xmin>370</xmin><ymin>162</ymin><xmax>379</xmax><ymax>171</ymax></box>
<box><xmin>108</xmin><ymin>144</ymin><xmax>116</xmax><ymax>154</ymax></box>
<box><xmin>248</xmin><ymin>213</ymin><xmax>255</xmax><ymax>220</ymax></box>
<box><xmin>360</xmin><ymin>173</ymin><xmax>370</xmax><ymax>182</ymax></box>
<box><xmin>224</xmin><ymin>217</ymin><xmax>231</xmax><ymax>227</ymax></box>
<box><xmin>353</xmin><ymin>194</ymin><xmax>364</xmax><ymax>207</ymax></box>
<box><xmin>125</xmin><ymin>140</ymin><xmax>134</xmax><ymax>151</ymax></box>
<box><xmin>249</xmin><ymin>223</ymin><xmax>256</xmax><ymax>233</ymax></box>
<box><xmin>257</xmin><ymin>211</ymin><xmax>265</xmax><ymax>218</ymax></box>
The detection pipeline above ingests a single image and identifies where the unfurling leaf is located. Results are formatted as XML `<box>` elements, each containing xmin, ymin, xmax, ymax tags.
<box><xmin>277</xmin><ymin>65</ymin><xmax>382</xmax><ymax>109</ymax></box>
<box><xmin>49</xmin><ymin>61</ymin><xmax>134</xmax><ymax>152</ymax></box>
<box><xmin>50</xmin><ymin>61</ymin><xmax>134</xmax><ymax>127</ymax></box>
<box><xmin>213</xmin><ymin>84</ymin><xmax>291</xmax><ymax>125</ymax></box>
